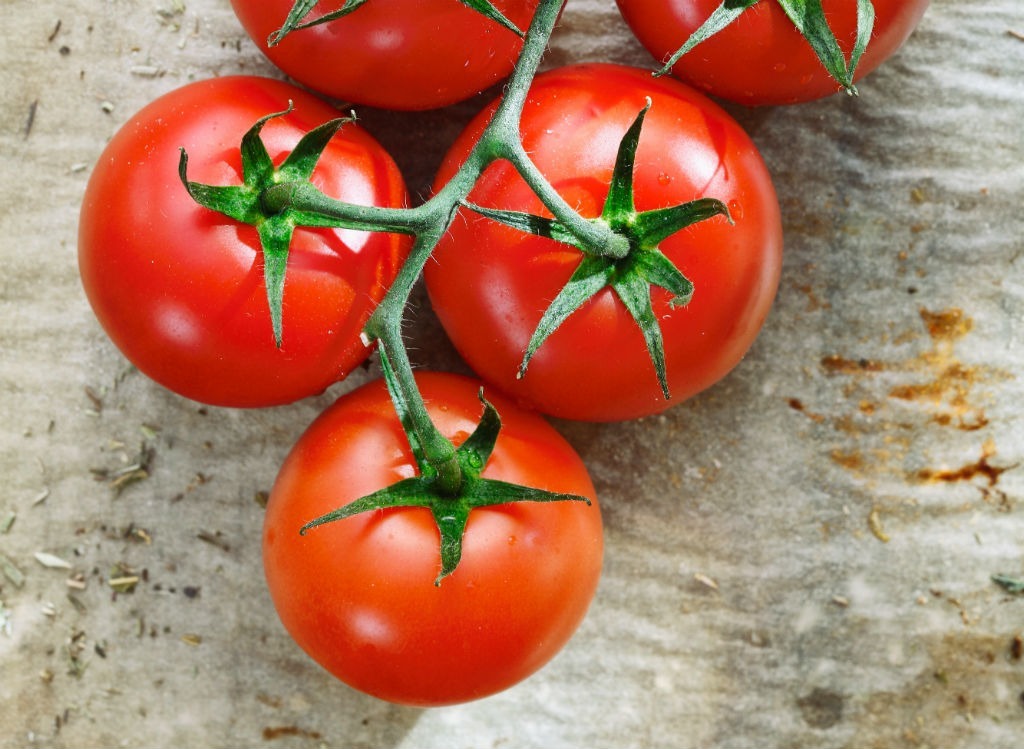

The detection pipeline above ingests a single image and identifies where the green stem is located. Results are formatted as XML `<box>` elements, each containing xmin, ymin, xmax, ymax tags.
<box><xmin>261</xmin><ymin>181</ymin><xmax>426</xmax><ymax>234</ymax></box>
<box><xmin>377</xmin><ymin>335</ymin><xmax>462</xmax><ymax>496</ymax></box>
<box><xmin>480</xmin><ymin>0</ymin><xmax>629</xmax><ymax>259</ymax></box>
<box><xmin>361</xmin><ymin>0</ymin><xmax>573</xmax><ymax>482</ymax></box>
<box><xmin>503</xmin><ymin>141</ymin><xmax>630</xmax><ymax>259</ymax></box>
<box><xmin>267</xmin><ymin>0</ymin><xmax>602</xmax><ymax>489</ymax></box>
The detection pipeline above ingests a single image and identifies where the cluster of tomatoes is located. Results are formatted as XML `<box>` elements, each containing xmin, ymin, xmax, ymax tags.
<box><xmin>77</xmin><ymin>0</ymin><xmax>929</xmax><ymax>707</ymax></box>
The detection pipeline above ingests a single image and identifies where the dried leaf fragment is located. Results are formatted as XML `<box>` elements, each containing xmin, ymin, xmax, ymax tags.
<box><xmin>992</xmin><ymin>574</ymin><xmax>1024</xmax><ymax>595</ymax></box>
<box><xmin>91</xmin><ymin>442</ymin><xmax>155</xmax><ymax>495</ymax></box>
<box><xmin>108</xmin><ymin>563</ymin><xmax>140</xmax><ymax>593</ymax></box>
<box><xmin>197</xmin><ymin>530</ymin><xmax>230</xmax><ymax>553</ymax></box>
<box><xmin>694</xmin><ymin>572</ymin><xmax>719</xmax><ymax>591</ymax></box>
<box><xmin>34</xmin><ymin>552</ymin><xmax>72</xmax><ymax>570</ymax></box>
<box><xmin>867</xmin><ymin>507</ymin><xmax>890</xmax><ymax>543</ymax></box>
<box><xmin>0</xmin><ymin>553</ymin><xmax>26</xmax><ymax>589</ymax></box>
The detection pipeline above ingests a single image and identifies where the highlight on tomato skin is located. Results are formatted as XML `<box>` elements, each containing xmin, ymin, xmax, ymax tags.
<box><xmin>615</xmin><ymin>0</ymin><xmax>931</xmax><ymax>106</ymax></box>
<box><xmin>77</xmin><ymin>76</ymin><xmax>410</xmax><ymax>408</ymax></box>
<box><xmin>425</xmin><ymin>63</ymin><xmax>784</xmax><ymax>422</ymax></box>
<box><xmin>229</xmin><ymin>0</ymin><xmax>540</xmax><ymax>111</ymax></box>
<box><xmin>262</xmin><ymin>372</ymin><xmax>604</xmax><ymax>706</ymax></box>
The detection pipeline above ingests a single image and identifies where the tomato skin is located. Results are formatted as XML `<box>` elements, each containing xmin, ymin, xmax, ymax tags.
<box><xmin>78</xmin><ymin>76</ymin><xmax>410</xmax><ymax>408</ymax></box>
<box><xmin>425</xmin><ymin>63</ymin><xmax>782</xmax><ymax>422</ymax></box>
<box><xmin>229</xmin><ymin>0</ymin><xmax>539</xmax><ymax>111</ymax></box>
<box><xmin>263</xmin><ymin>372</ymin><xmax>603</xmax><ymax>706</ymax></box>
<box><xmin>616</xmin><ymin>0</ymin><xmax>930</xmax><ymax>106</ymax></box>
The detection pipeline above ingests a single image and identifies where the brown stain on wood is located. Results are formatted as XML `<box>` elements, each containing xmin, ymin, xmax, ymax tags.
<box><xmin>809</xmin><ymin>309</ymin><xmax>1013</xmax><ymax>487</ymax></box>
<box><xmin>916</xmin><ymin>438</ymin><xmax>1012</xmax><ymax>487</ymax></box>
<box><xmin>786</xmin><ymin>307</ymin><xmax>1020</xmax><ymax>534</ymax></box>
<box><xmin>821</xmin><ymin>355</ymin><xmax>886</xmax><ymax>375</ymax></box>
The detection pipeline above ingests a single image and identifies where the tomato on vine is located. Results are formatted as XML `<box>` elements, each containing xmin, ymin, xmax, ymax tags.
<box><xmin>425</xmin><ymin>63</ymin><xmax>783</xmax><ymax>422</ymax></box>
<box><xmin>230</xmin><ymin>0</ymin><xmax>540</xmax><ymax>111</ymax></box>
<box><xmin>263</xmin><ymin>371</ymin><xmax>603</xmax><ymax>706</ymax></box>
<box><xmin>615</xmin><ymin>0</ymin><xmax>930</xmax><ymax>106</ymax></box>
<box><xmin>78</xmin><ymin>76</ymin><xmax>410</xmax><ymax>408</ymax></box>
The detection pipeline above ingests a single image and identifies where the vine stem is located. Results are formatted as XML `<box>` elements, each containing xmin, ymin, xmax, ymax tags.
<box><xmin>269</xmin><ymin>0</ymin><xmax>612</xmax><ymax>494</ymax></box>
<box><xmin>367</xmin><ymin>0</ymin><xmax>570</xmax><ymax>493</ymax></box>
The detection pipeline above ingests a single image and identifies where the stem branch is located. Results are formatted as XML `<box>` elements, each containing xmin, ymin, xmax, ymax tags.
<box><xmin>361</xmin><ymin>0</ymin><xmax>572</xmax><ymax>479</ymax></box>
<box><xmin>265</xmin><ymin>0</ymin><xmax>603</xmax><ymax>487</ymax></box>
<box><xmin>261</xmin><ymin>181</ymin><xmax>427</xmax><ymax>234</ymax></box>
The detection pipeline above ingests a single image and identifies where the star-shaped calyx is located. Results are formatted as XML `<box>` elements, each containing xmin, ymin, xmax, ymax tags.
<box><xmin>464</xmin><ymin>100</ymin><xmax>732</xmax><ymax>400</ymax></box>
<box><xmin>178</xmin><ymin>106</ymin><xmax>359</xmax><ymax>348</ymax></box>
<box><xmin>655</xmin><ymin>0</ymin><xmax>876</xmax><ymax>95</ymax></box>
<box><xmin>298</xmin><ymin>349</ymin><xmax>591</xmax><ymax>586</ymax></box>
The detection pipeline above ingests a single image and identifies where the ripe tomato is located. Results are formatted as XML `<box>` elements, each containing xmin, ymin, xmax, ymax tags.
<box><xmin>229</xmin><ymin>0</ymin><xmax>540</xmax><ymax>111</ymax></box>
<box><xmin>262</xmin><ymin>371</ymin><xmax>603</xmax><ymax>706</ymax></box>
<box><xmin>616</xmin><ymin>0</ymin><xmax>930</xmax><ymax>106</ymax></box>
<box><xmin>425</xmin><ymin>63</ymin><xmax>782</xmax><ymax>422</ymax></box>
<box><xmin>78</xmin><ymin>76</ymin><xmax>410</xmax><ymax>408</ymax></box>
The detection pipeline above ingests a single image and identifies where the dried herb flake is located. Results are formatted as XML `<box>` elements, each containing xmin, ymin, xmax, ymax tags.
<box><xmin>0</xmin><ymin>553</ymin><xmax>26</xmax><ymax>589</ymax></box>
<box><xmin>992</xmin><ymin>574</ymin><xmax>1024</xmax><ymax>595</ymax></box>
<box><xmin>108</xmin><ymin>563</ymin><xmax>139</xmax><ymax>593</ymax></box>
<box><xmin>868</xmin><ymin>507</ymin><xmax>891</xmax><ymax>543</ymax></box>
<box><xmin>35</xmin><ymin>552</ymin><xmax>72</xmax><ymax>570</ymax></box>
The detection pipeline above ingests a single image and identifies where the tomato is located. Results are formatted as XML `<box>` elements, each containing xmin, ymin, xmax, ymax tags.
<box><xmin>78</xmin><ymin>76</ymin><xmax>410</xmax><ymax>408</ymax></box>
<box><xmin>425</xmin><ymin>63</ymin><xmax>782</xmax><ymax>422</ymax></box>
<box><xmin>229</xmin><ymin>0</ymin><xmax>540</xmax><ymax>111</ymax></box>
<box><xmin>262</xmin><ymin>371</ymin><xmax>603</xmax><ymax>706</ymax></box>
<box><xmin>615</xmin><ymin>0</ymin><xmax>930</xmax><ymax>106</ymax></box>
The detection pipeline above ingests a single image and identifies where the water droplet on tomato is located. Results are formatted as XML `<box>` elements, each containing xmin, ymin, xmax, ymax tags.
<box><xmin>508</xmin><ymin>535</ymin><xmax>517</xmax><ymax>545</ymax></box>
<box><xmin>657</xmin><ymin>172</ymin><xmax>672</xmax><ymax>186</ymax></box>
<box><xmin>773</xmin><ymin>63</ymin><xmax>787</xmax><ymax>73</ymax></box>
<box><xmin>728</xmin><ymin>199</ymin><xmax>744</xmax><ymax>221</ymax></box>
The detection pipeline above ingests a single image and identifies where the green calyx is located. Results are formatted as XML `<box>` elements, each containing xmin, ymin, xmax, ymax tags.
<box><xmin>267</xmin><ymin>0</ymin><xmax>524</xmax><ymax>47</ymax></box>
<box><xmin>299</xmin><ymin>349</ymin><xmax>590</xmax><ymax>586</ymax></box>
<box><xmin>655</xmin><ymin>0</ymin><xmax>876</xmax><ymax>95</ymax></box>
<box><xmin>464</xmin><ymin>100</ymin><xmax>731</xmax><ymax>401</ymax></box>
<box><xmin>178</xmin><ymin>107</ymin><xmax>377</xmax><ymax>348</ymax></box>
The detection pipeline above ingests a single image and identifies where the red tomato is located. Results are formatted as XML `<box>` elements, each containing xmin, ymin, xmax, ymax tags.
<box><xmin>78</xmin><ymin>76</ymin><xmax>410</xmax><ymax>408</ymax></box>
<box><xmin>425</xmin><ymin>63</ymin><xmax>782</xmax><ymax>422</ymax></box>
<box><xmin>230</xmin><ymin>0</ymin><xmax>539</xmax><ymax>111</ymax></box>
<box><xmin>263</xmin><ymin>371</ymin><xmax>603</xmax><ymax>706</ymax></box>
<box><xmin>616</xmin><ymin>0</ymin><xmax>930</xmax><ymax>106</ymax></box>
